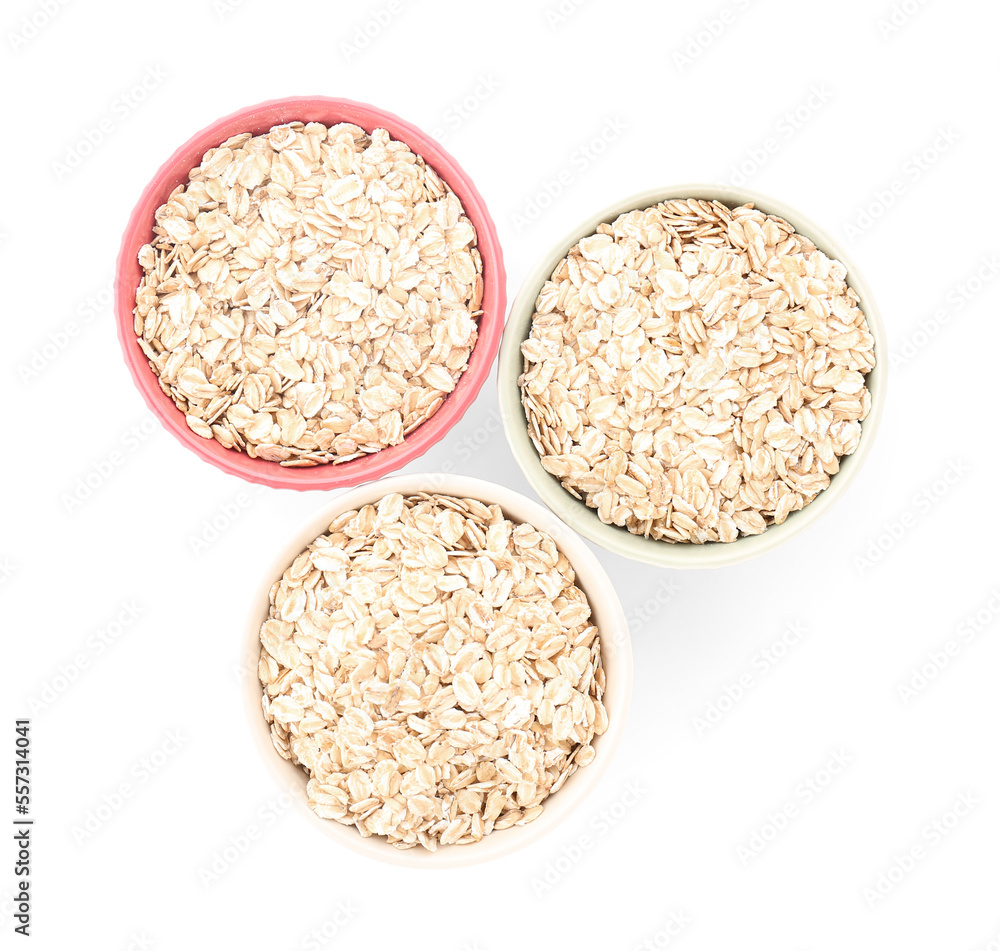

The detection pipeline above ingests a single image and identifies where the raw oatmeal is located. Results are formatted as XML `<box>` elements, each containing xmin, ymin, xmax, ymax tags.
<box><xmin>259</xmin><ymin>492</ymin><xmax>606</xmax><ymax>850</ymax></box>
<box><xmin>134</xmin><ymin>121</ymin><xmax>483</xmax><ymax>467</ymax></box>
<box><xmin>519</xmin><ymin>199</ymin><xmax>876</xmax><ymax>543</ymax></box>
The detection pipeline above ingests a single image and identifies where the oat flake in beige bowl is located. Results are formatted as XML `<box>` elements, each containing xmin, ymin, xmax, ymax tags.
<box><xmin>518</xmin><ymin>196</ymin><xmax>877</xmax><ymax>545</ymax></box>
<box><xmin>258</xmin><ymin>486</ymin><xmax>613</xmax><ymax>853</ymax></box>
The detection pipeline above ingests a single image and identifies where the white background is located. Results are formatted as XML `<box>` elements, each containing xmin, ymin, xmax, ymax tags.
<box><xmin>3</xmin><ymin>0</ymin><xmax>999</xmax><ymax>947</ymax></box>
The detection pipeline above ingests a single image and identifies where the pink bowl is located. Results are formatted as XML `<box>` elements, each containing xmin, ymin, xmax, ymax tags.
<box><xmin>115</xmin><ymin>96</ymin><xmax>506</xmax><ymax>490</ymax></box>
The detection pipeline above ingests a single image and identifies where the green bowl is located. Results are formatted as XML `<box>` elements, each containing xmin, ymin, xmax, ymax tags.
<box><xmin>497</xmin><ymin>183</ymin><xmax>888</xmax><ymax>569</ymax></box>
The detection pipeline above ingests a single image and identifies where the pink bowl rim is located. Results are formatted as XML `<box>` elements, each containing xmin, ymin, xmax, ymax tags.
<box><xmin>114</xmin><ymin>95</ymin><xmax>507</xmax><ymax>491</ymax></box>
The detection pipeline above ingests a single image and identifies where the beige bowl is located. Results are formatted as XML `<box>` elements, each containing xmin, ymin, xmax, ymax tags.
<box><xmin>498</xmin><ymin>183</ymin><xmax>887</xmax><ymax>569</ymax></box>
<box><xmin>243</xmin><ymin>473</ymin><xmax>632</xmax><ymax>867</ymax></box>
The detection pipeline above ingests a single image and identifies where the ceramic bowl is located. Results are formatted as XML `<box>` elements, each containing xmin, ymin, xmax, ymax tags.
<box><xmin>115</xmin><ymin>96</ymin><xmax>506</xmax><ymax>490</ymax></box>
<box><xmin>243</xmin><ymin>473</ymin><xmax>632</xmax><ymax>866</ymax></box>
<box><xmin>498</xmin><ymin>183</ymin><xmax>886</xmax><ymax>568</ymax></box>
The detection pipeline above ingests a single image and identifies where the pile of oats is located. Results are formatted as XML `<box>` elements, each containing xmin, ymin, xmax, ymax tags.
<box><xmin>134</xmin><ymin>122</ymin><xmax>483</xmax><ymax>466</ymax></box>
<box><xmin>519</xmin><ymin>199</ymin><xmax>876</xmax><ymax>543</ymax></box>
<box><xmin>259</xmin><ymin>492</ymin><xmax>606</xmax><ymax>850</ymax></box>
